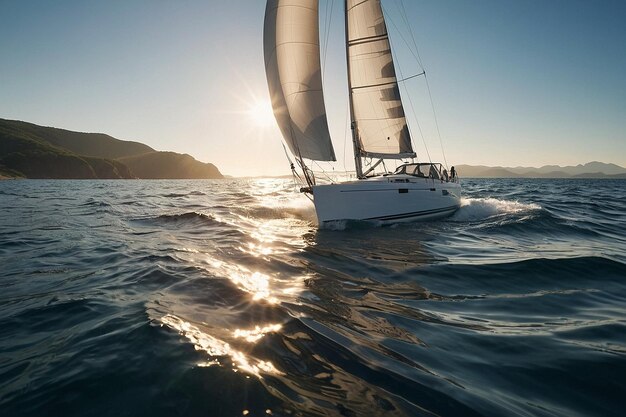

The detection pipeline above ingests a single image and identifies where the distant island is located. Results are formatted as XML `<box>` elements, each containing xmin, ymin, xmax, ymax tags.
<box><xmin>0</xmin><ymin>118</ymin><xmax>223</xmax><ymax>179</ymax></box>
<box><xmin>455</xmin><ymin>162</ymin><xmax>626</xmax><ymax>179</ymax></box>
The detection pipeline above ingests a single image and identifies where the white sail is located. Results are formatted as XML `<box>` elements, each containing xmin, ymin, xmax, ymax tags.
<box><xmin>264</xmin><ymin>0</ymin><xmax>336</xmax><ymax>162</ymax></box>
<box><xmin>346</xmin><ymin>0</ymin><xmax>415</xmax><ymax>159</ymax></box>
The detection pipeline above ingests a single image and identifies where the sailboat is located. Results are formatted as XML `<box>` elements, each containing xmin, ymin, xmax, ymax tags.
<box><xmin>264</xmin><ymin>0</ymin><xmax>461</xmax><ymax>224</ymax></box>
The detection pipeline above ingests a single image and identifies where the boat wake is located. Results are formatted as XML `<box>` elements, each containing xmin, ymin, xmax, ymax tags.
<box><xmin>450</xmin><ymin>197</ymin><xmax>541</xmax><ymax>222</ymax></box>
<box><xmin>244</xmin><ymin>198</ymin><xmax>317</xmax><ymax>223</ymax></box>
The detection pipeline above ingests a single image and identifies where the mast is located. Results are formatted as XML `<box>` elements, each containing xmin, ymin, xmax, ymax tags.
<box><xmin>345</xmin><ymin>0</ymin><xmax>363</xmax><ymax>179</ymax></box>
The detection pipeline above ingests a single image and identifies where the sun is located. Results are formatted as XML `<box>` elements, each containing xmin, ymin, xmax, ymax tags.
<box><xmin>247</xmin><ymin>99</ymin><xmax>275</xmax><ymax>128</ymax></box>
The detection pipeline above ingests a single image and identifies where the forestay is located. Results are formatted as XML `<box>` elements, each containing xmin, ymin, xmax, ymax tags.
<box><xmin>264</xmin><ymin>0</ymin><xmax>336</xmax><ymax>162</ymax></box>
<box><xmin>346</xmin><ymin>0</ymin><xmax>415</xmax><ymax>159</ymax></box>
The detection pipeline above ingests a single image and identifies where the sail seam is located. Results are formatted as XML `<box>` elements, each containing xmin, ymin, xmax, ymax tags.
<box><xmin>274</xmin><ymin>40</ymin><xmax>322</xmax><ymax>48</ymax></box>
<box><xmin>351</xmin><ymin>80</ymin><xmax>397</xmax><ymax>90</ymax></box>
<box><xmin>354</xmin><ymin>118</ymin><xmax>404</xmax><ymax>122</ymax></box>
<box><xmin>272</xmin><ymin>4</ymin><xmax>316</xmax><ymax>12</ymax></box>
<box><xmin>347</xmin><ymin>0</ymin><xmax>369</xmax><ymax>12</ymax></box>
<box><xmin>283</xmin><ymin>89</ymin><xmax>324</xmax><ymax>102</ymax></box>
<box><xmin>348</xmin><ymin>34</ymin><xmax>388</xmax><ymax>46</ymax></box>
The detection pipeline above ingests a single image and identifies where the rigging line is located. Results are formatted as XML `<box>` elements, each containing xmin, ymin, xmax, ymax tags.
<box><xmin>405</xmin><ymin>82</ymin><xmax>432</xmax><ymax>165</ymax></box>
<box><xmin>350</xmin><ymin>71</ymin><xmax>424</xmax><ymax>90</ymax></box>
<box><xmin>397</xmin><ymin>0</ymin><xmax>449</xmax><ymax>170</ymax></box>
<box><xmin>281</xmin><ymin>142</ymin><xmax>305</xmax><ymax>188</ymax></box>
<box><xmin>382</xmin><ymin>3</ymin><xmax>432</xmax><ymax>165</ymax></box>
<box><xmin>398</xmin><ymin>0</ymin><xmax>425</xmax><ymax>70</ymax></box>
<box><xmin>382</xmin><ymin>3</ymin><xmax>424</xmax><ymax>72</ymax></box>
<box><xmin>288</xmin><ymin>117</ymin><xmax>314</xmax><ymax>188</ymax></box>
<box><xmin>400</xmin><ymin>71</ymin><xmax>426</xmax><ymax>83</ymax></box>
<box><xmin>424</xmin><ymin>73</ymin><xmax>448</xmax><ymax>169</ymax></box>
<box><xmin>296</xmin><ymin>157</ymin><xmax>315</xmax><ymax>202</ymax></box>
<box><xmin>312</xmin><ymin>160</ymin><xmax>334</xmax><ymax>183</ymax></box>
<box><xmin>321</xmin><ymin>0</ymin><xmax>335</xmax><ymax>81</ymax></box>
<box><xmin>342</xmin><ymin>99</ymin><xmax>349</xmax><ymax>175</ymax></box>
<box><xmin>321</xmin><ymin>0</ymin><xmax>327</xmax><ymax>70</ymax></box>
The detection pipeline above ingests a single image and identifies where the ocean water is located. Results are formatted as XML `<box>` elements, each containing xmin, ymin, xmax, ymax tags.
<box><xmin>0</xmin><ymin>178</ymin><xmax>625</xmax><ymax>417</ymax></box>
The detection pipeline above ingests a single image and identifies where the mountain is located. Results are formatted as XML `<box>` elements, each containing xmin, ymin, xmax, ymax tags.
<box><xmin>571</xmin><ymin>172</ymin><xmax>626</xmax><ymax>179</ymax></box>
<box><xmin>0</xmin><ymin>123</ymin><xmax>134</xmax><ymax>179</ymax></box>
<box><xmin>453</xmin><ymin>165</ymin><xmax>521</xmax><ymax>178</ymax></box>
<box><xmin>118</xmin><ymin>152</ymin><xmax>222</xmax><ymax>179</ymax></box>
<box><xmin>506</xmin><ymin>162</ymin><xmax>626</xmax><ymax>177</ymax></box>
<box><xmin>0</xmin><ymin>118</ymin><xmax>223</xmax><ymax>179</ymax></box>
<box><xmin>0</xmin><ymin>119</ymin><xmax>153</xmax><ymax>159</ymax></box>
<box><xmin>456</xmin><ymin>162</ymin><xmax>626</xmax><ymax>178</ymax></box>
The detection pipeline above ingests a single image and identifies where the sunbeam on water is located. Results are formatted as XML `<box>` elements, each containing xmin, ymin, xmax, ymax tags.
<box><xmin>160</xmin><ymin>314</ymin><xmax>283</xmax><ymax>378</ymax></box>
<box><xmin>0</xmin><ymin>178</ymin><xmax>625</xmax><ymax>417</ymax></box>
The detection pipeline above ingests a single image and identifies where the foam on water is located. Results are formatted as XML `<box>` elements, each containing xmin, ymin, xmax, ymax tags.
<box><xmin>450</xmin><ymin>197</ymin><xmax>541</xmax><ymax>222</ymax></box>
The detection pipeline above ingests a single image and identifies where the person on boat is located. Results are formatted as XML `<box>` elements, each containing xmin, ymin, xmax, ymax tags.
<box><xmin>429</xmin><ymin>165</ymin><xmax>439</xmax><ymax>180</ymax></box>
<box><xmin>442</xmin><ymin>169</ymin><xmax>449</xmax><ymax>182</ymax></box>
<box><xmin>450</xmin><ymin>166</ymin><xmax>456</xmax><ymax>180</ymax></box>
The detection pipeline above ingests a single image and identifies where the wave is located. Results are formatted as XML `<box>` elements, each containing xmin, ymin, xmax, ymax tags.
<box><xmin>131</xmin><ymin>212</ymin><xmax>219</xmax><ymax>229</ymax></box>
<box><xmin>158</xmin><ymin>212</ymin><xmax>205</xmax><ymax>221</ymax></box>
<box><xmin>319</xmin><ymin>219</ymin><xmax>387</xmax><ymax>231</ymax></box>
<box><xmin>450</xmin><ymin>197</ymin><xmax>541</xmax><ymax>222</ymax></box>
<box><xmin>3</xmin><ymin>178</ymin><xmax>625</xmax><ymax>417</ymax></box>
<box><xmin>410</xmin><ymin>256</ymin><xmax>626</xmax><ymax>288</ymax></box>
<box><xmin>237</xmin><ymin>197</ymin><xmax>317</xmax><ymax>223</ymax></box>
<box><xmin>159</xmin><ymin>191</ymin><xmax>206</xmax><ymax>198</ymax></box>
<box><xmin>80</xmin><ymin>199</ymin><xmax>111</xmax><ymax>208</ymax></box>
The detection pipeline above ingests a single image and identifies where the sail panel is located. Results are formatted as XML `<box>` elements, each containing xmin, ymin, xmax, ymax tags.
<box><xmin>264</xmin><ymin>0</ymin><xmax>336</xmax><ymax>162</ymax></box>
<box><xmin>347</xmin><ymin>0</ymin><xmax>415</xmax><ymax>158</ymax></box>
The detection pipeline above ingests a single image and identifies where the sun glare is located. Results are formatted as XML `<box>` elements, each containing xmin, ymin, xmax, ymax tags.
<box><xmin>247</xmin><ymin>99</ymin><xmax>275</xmax><ymax>128</ymax></box>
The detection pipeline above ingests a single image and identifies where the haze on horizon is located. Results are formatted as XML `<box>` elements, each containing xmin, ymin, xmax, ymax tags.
<box><xmin>1</xmin><ymin>0</ymin><xmax>624</xmax><ymax>177</ymax></box>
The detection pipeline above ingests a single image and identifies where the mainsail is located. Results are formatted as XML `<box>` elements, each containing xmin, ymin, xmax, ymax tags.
<box><xmin>346</xmin><ymin>0</ymin><xmax>415</xmax><ymax>159</ymax></box>
<box><xmin>264</xmin><ymin>0</ymin><xmax>336</xmax><ymax>162</ymax></box>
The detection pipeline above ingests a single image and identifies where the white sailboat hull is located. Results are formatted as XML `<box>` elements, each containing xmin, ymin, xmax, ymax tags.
<box><xmin>312</xmin><ymin>175</ymin><xmax>461</xmax><ymax>224</ymax></box>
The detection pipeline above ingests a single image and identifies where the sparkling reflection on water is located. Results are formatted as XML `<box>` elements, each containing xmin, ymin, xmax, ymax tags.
<box><xmin>0</xmin><ymin>178</ymin><xmax>625</xmax><ymax>417</ymax></box>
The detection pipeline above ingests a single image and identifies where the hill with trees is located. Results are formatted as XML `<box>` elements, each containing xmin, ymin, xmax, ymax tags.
<box><xmin>0</xmin><ymin>118</ymin><xmax>223</xmax><ymax>179</ymax></box>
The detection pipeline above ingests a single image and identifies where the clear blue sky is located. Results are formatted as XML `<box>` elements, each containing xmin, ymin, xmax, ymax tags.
<box><xmin>1</xmin><ymin>0</ymin><xmax>625</xmax><ymax>176</ymax></box>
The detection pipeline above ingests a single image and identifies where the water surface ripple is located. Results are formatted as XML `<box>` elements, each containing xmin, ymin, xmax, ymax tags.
<box><xmin>1</xmin><ymin>179</ymin><xmax>625</xmax><ymax>416</ymax></box>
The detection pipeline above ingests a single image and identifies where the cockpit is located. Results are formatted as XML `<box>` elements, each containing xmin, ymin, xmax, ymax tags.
<box><xmin>392</xmin><ymin>163</ymin><xmax>450</xmax><ymax>181</ymax></box>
